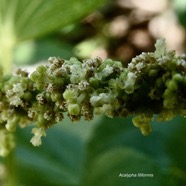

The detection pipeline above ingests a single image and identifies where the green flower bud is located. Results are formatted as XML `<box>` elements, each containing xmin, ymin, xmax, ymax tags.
<box><xmin>125</xmin><ymin>85</ymin><xmax>135</xmax><ymax>94</ymax></box>
<box><xmin>69</xmin><ymin>65</ymin><xmax>86</xmax><ymax>83</ymax></box>
<box><xmin>156</xmin><ymin>110</ymin><xmax>175</xmax><ymax>122</ymax></box>
<box><xmin>163</xmin><ymin>98</ymin><xmax>176</xmax><ymax>109</ymax></box>
<box><xmin>53</xmin><ymin>77</ymin><xmax>65</xmax><ymax>85</ymax></box>
<box><xmin>124</xmin><ymin>72</ymin><xmax>136</xmax><ymax>94</ymax></box>
<box><xmin>89</xmin><ymin>77</ymin><xmax>99</xmax><ymax>88</ymax></box>
<box><xmin>164</xmin><ymin>89</ymin><xmax>173</xmax><ymax>97</ymax></box>
<box><xmin>95</xmin><ymin>65</ymin><xmax>113</xmax><ymax>80</ymax></box>
<box><xmin>63</xmin><ymin>88</ymin><xmax>78</xmax><ymax>103</ymax></box>
<box><xmin>167</xmin><ymin>80</ymin><xmax>178</xmax><ymax>91</ymax></box>
<box><xmin>5</xmin><ymin>116</ymin><xmax>19</xmax><ymax>132</ymax></box>
<box><xmin>30</xmin><ymin>71</ymin><xmax>43</xmax><ymax>82</ymax></box>
<box><xmin>22</xmin><ymin>91</ymin><xmax>32</xmax><ymax>100</ymax></box>
<box><xmin>101</xmin><ymin>104</ymin><xmax>114</xmax><ymax>118</ymax></box>
<box><xmin>36</xmin><ymin>65</ymin><xmax>47</xmax><ymax>74</ymax></box>
<box><xmin>132</xmin><ymin>115</ymin><xmax>152</xmax><ymax>136</ymax></box>
<box><xmin>173</xmin><ymin>73</ymin><xmax>183</xmax><ymax>82</ymax></box>
<box><xmin>67</xmin><ymin>104</ymin><xmax>80</xmax><ymax>116</ymax></box>
<box><xmin>51</xmin><ymin>93</ymin><xmax>62</xmax><ymax>102</ymax></box>
<box><xmin>140</xmin><ymin>125</ymin><xmax>152</xmax><ymax>136</ymax></box>
<box><xmin>37</xmin><ymin>115</ymin><xmax>46</xmax><ymax>126</ymax></box>
<box><xmin>77</xmin><ymin>93</ymin><xmax>86</xmax><ymax>104</ymax></box>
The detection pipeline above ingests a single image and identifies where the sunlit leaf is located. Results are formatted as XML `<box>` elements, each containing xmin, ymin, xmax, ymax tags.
<box><xmin>0</xmin><ymin>0</ymin><xmax>107</xmax><ymax>41</ymax></box>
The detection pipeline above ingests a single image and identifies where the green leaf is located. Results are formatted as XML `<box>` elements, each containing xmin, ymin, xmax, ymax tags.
<box><xmin>0</xmin><ymin>0</ymin><xmax>107</xmax><ymax>41</ymax></box>
<box><xmin>14</xmin><ymin>115</ymin><xmax>186</xmax><ymax>185</ymax></box>
<box><xmin>83</xmin><ymin>147</ymin><xmax>166</xmax><ymax>186</ymax></box>
<box><xmin>84</xmin><ymin>116</ymin><xmax>186</xmax><ymax>185</ymax></box>
<box><xmin>15</xmin><ymin>115</ymin><xmax>102</xmax><ymax>186</ymax></box>
<box><xmin>16</xmin><ymin>127</ymin><xmax>85</xmax><ymax>186</ymax></box>
<box><xmin>0</xmin><ymin>0</ymin><xmax>107</xmax><ymax>73</ymax></box>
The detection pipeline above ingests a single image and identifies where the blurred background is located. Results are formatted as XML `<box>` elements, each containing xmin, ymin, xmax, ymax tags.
<box><xmin>13</xmin><ymin>0</ymin><xmax>186</xmax><ymax>68</ymax></box>
<box><xmin>0</xmin><ymin>0</ymin><xmax>186</xmax><ymax>185</ymax></box>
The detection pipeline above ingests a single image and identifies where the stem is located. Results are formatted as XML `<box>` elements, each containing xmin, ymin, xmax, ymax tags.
<box><xmin>4</xmin><ymin>149</ymin><xmax>17</xmax><ymax>186</ymax></box>
<box><xmin>0</xmin><ymin>42</ymin><xmax>14</xmax><ymax>75</ymax></box>
<box><xmin>0</xmin><ymin>5</ymin><xmax>16</xmax><ymax>74</ymax></box>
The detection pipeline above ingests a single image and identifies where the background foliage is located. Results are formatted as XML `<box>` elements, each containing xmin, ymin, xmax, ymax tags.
<box><xmin>0</xmin><ymin>0</ymin><xmax>186</xmax><ymax>185</ymax></box>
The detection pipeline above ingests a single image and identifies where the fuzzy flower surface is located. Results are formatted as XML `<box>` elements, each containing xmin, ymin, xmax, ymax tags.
<box><xmin>0</xmin><ymin>39</ymin><xmax>185</xmax><ymax>156</ymax></box>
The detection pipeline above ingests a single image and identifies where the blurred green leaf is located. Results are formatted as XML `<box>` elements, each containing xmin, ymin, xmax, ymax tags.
<box><xmin>14</xmin><ymin>38</ymin><xmax>74</xmax><ymax>65</ymax></box>
<box><xmin>173</xmin><ymin>0</ymin><xmax>186</xmax><ymax>28</ymax></box>
<box><xmin>84</xmin><ymin>116</ymin><xmax>186</xmax><ymax>185</ymax></box>
<box><xmin>15</xmin><ymin>115</ymin><xmax>102</xmax><ymax>186</ymax></box>
<box><xmin>0</xmin><ymin>0</ymin><xmax>107</xmax><ymax>42</ymax></box>
<box><xmin>15</xmin><ymin>115</ymin><xmax>186</xmax><ymax>185</ymax></box>
<box><xmin>83</xmin><ymin>147</ymin><xmax>166</xmax><ymax>186</ymax></box>
<box><xmin>0</xmin><ymin>0</ymin><xmax>107</xmax><ymax>73</ymax></box>
<box><xmin>74</xmin><ymin>36</ymin><xmax>107</xmax><ymax>59</ymax></box>
<box><xmin>16</xmin><ymin>127</ymin><xmax>85</xmax><ymax>186</ymax></box>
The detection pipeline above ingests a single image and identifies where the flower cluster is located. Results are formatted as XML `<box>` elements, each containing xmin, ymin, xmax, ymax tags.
<box><xmin>0</xmin><ymin>39</ymin><xmax>185</xmax><ymax>156</ymax></box>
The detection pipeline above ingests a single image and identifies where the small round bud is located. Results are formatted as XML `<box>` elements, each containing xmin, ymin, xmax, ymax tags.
<box><xmin>89</xmin><ymin>77</ymin><xmax>99</xmax><ymax>88</ymax></box>
<box><xmin>125</xmin><ymin>85</ymin><xmax>134</xmax><ymax>94</ymax></box>
<box><xmin>167</xmin><ymin>80</ymin><xmax>178</xmax><ymax>91</ymax></box>
<box><xmin>132</xmin><ymin>115</ymin><xmax>152</xmax><ymax>136</ymax></box>
<box><xmin>22</xmin><ymin>91</ymin><xmax>32</xmax><ymax>100</ymax></box>
<box><xmin>173</xmin><ymin>74</ymin><xmax>183</xmax><ymax>82</ymax></box>
<box><xmin>30</xmin><ymin>71</ymin><xmax>42</xmax><ymax>82</ymax></box>
<box><xmin>5</xmin><ymin>117</ymin><xmax>20</xmax><ymax>132</ymax></box>
<box><xmin>141</xmin><ymin>125</ymin><xmax>152</xmax><ymax>136</ymax></box>
<box><xmin>63</xmin><ymin>89</ymin><xmax>78</xmax><ymax>102</ymax></box>
<box><xmin>37</xmin><ymin>115</ymin><xmax>46</xmax><ymax>125</ymax></box>
<box><xmin>67</xmin><ymin>104</ymin><xmax>80</xmax><ymax>116</ymax></box>
<box><xmin>51</xmin><ymin>93</ymin><xmax>62</xmax><ymax>102</ymax></box>
<box><xmin>36</xmin><ymin>65</ymin><xmax>47</xmax><ymax>74</ymax></box>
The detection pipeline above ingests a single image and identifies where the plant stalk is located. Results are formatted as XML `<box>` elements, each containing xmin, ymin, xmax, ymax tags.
<box><xmin>4</xmin><ymin>150</ymin><xmax>17</xmax><ymax>186</ymax></box>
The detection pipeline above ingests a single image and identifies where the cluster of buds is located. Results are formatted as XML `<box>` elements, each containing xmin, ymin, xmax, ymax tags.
<box><xmin>0</xmin><ymin>39</ymin><xmax>185</xmax><ymax>156</ymax></box>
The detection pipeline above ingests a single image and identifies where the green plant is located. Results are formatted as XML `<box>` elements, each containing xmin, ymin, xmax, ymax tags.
<box><xmin>0</xmin><ymin>1</ymin><xmax>186</xmax><ymax>186</ymax></box>
<box><xmin>0</xmin><ymin>38</ymin><xmax>185</xmax><ymax>157</ymax></box>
